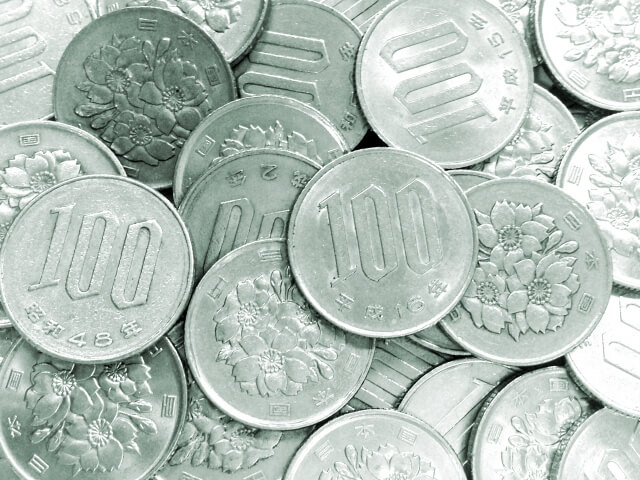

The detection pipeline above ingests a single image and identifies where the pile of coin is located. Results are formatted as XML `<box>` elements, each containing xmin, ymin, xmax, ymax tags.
<box><xmin>1</xmin><ymin>0</ymin><xmax>639</xmax><ymax>478</ymax></box>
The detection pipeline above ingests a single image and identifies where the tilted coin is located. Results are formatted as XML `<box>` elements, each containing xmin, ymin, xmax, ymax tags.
<box><xmin>235</xmin><ymin>0</ymin><xmax>367</xmax><ymax>150</ymax></box>
<box><xmin>0</xmin><ymin>175</ymin><xmax>194</xmax><ymax>364</ymax></box>
<box><xmin>557</xmin><ymin>112</ymin><xmax>640</xmax><ymax>290</ymax></box>
<box><xmin>480</xmin><ymin>85</ymin><xmax>580</xmax><ymax>182</ymax></box>
<box><xmin>487</xmin><ymin>0</ymin><xmax>538</xmax><ymax>67</ymax></box>
<box><xmin>399</xmin><ymin>358</ymin><xmax>516</xmax><ymax>471</ymax></box>
<box><xmin>289</xmin><ymin>148</ymin><xmax>477</xmax><ymax>338</ymax></box>
<box><xmin>283</xmin><ymin>410</ymin><xmax>466</xmax><ymax>480</ymax></box>
<box><xmin>178</xmin><ymin>148</ymin><xmax>320</xmax><ymax>280</ymax></box>
<box><xmin>567</xmin><ymin>291</ymin><xmax>640</xmax><ymax>417</ymax></box>
<box><xmin>535</xmin><ymin>0</ymin><xmax>640</xmax><ymax>110</ymax></box>
<box><xmin>97</xmin><ymin>0</ymin><xmax>268</xmax><ymax>65</ymax></box>
<box><xmin>441</xmin><ymin>178</ymin><xmax>612</xmax><ymax>366</ymax></box>
<box><xmin>310</xmin><ymin>0</ymin><xmax>394</xmax><ymax>32</ymax></box>
<box><xmin>185</xmin><ymin>239</ymin><xmax>374</xmax><ymax>430</ymax></box>
<box><xmin>356</xmin><ymin>0</ymin><xmax>533</xmax><ymax>168</ymax></box>
<box><xmin>551</xmin><ymin>408</ymin><xmax>640</xmax><ymax>480</ymax></box>
<box><xmin>173</xmin><ymin>95</ymin><xmax>348</xmax><ymax>205</ymax></box>
<box><xmin>0</xmin><ymin>121</ymin><xmax>126</xmax><ymax>329</ymax></box>
<box><xmin>471</xmin><ymin>367</ymin><xmax>595</xmax><ymax>480</ymax></box>
<box><xmin>0</xmin><ymin>337</ymin><xmax>186</xmax><ymax>480</ymax></box>
<box><xmin>54</xmin><ymin>7</ymin><xmax>236</xmax><ymax>189</ymax></box>
<box><xmin>0</xmin><ymin>0</ymin><xmax>97</xmax><ymax>124</ymax></box>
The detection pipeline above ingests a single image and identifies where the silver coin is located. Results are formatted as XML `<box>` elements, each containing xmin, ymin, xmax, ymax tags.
<box><xmin>310</xmin><ymin>0</ymin><xmax>394</xmax><ymax>32</ymax></box>
<box><xmin>0</xmin><ymin>329</ymin><xmax>21</xmax><ymax>479</ymax></box>
<box><xmin>450</xmin><ymin>170</ymin><xmax>497</xmax><ymax>192</ymax></box>
<box><xmin>486</xmin><ymin>0</ymin><xmax>538</xmax><ymax>66</ymax></box>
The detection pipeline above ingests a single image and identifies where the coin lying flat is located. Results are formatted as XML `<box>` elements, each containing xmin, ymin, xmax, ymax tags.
<box><xmin>557</xmin><ymin>113</ymin><xmax>640</xmax><ymax>290</ymax></box>
<box><xmin>441</xmin><ymin>178</ymin><xmax>612</xmax><ymax>366</ymax></box>
<box><xmin>97</xmin><ymin>0</ymin><xmax>268</xmax><ymax>65</ymax></box>
<box><xmin>289</xmin><ymin>148</ymin><xmax>477</xmax><ymax>338</ymax></box>
<box><xmin>0</xmin><ymin>175</ymin><xmax>193</xmax><ymax>364</ymax></box>
<box><xmin>185</xmin><ymin>239</ymin><xmax>374</xmax><ymax>430</ymax></box>
<box><xmin>311</xmin><ymin>0</ymin><xmax>394</xmax><ymax>32</ymax></box>
<box><xmin>173</xmin><ymin>96</ymin><xmax>348</xmax><ymax>205</ymax></box>
<box><xmin>283</xmin><ymin>409</ymin><xmax>466</xmax><ymax>480</ymax></box>
<box><xmin>178</xmin><ymin>148</ymin><xmax>320</xmax><ymax>280</ymax></box>
<box><xmin>0</xmin><ymin>337</ymin><xmax>186</xmax><ymax>480</ymax></box>
<box><xmin>471</xmin><ymin>367</ymin><xmax>594</xmax><ymax>480</ymax></box>
<box><xmin>356</xmin><ymin>0</ymin><xmax>533</xmax><ymax>168</ymax></box>
<box><xmin>235</xmin><ymin>0</ymin><xmax>367</xmax><ymax>150</ymax></box>
<box><xmin>54</xmin><ymin>7</ymin><xmax>236</xmax><ymax>189</ymax></box>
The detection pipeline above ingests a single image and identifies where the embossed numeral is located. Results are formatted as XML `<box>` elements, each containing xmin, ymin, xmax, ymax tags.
<box><xmin>602</xmin><ymin>301</ymin><xmax>640</xmax><ymax>379</ymax></box>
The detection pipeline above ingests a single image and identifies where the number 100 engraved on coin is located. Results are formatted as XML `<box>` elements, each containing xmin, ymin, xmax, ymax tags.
<box><xmin>288</xmin><ymin>148</ymin><xmax>477</xmax><ymax>337</ymax></box>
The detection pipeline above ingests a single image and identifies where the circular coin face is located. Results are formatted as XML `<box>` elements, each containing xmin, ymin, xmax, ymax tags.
<box><xmin>283</xmin><ymin>410</ymin><xmax>466</xmax><ymax>480</ymax></box>
<box><xmin>235</xmin><ymin>0</ymin><xmax>367</xmax><ymax>150</ymax></box>
<box><xmin>471</xmin><ymin>367</ymin><xmax>595</xmax><ymax>480</ymax></box>
<box><xmin>97</xmin><ymin>0</ymin><xmax>268</xmax><ymax>65</ymax></box>
<box><xmin>54</xmin><ymin>7</ymin><xmax>236</xmax><ymax>189</ymax></box>
<box><xmin>0</xmin><ymin>175</ymin><xmax>194</xmax><ymax>363</ymax></box>
<box><xmin>173</xmin><ymin>96</ymin><xmax>348</xmax><ymax>205</ymax></box>
<box><xmin>557</xmin><ymin>112</ymin><xmax>640</xmax><ymax>289</ymax></box>
<box><xmin>0</xmin><ymin>337</ymin><xmax>187</xmax><ymax>480</ymax></box>
<box><xmin>185</xmin><ymin>239</ymin><xmax>374</xmax><ymax>430</ymax></box>
<box><xmin>357</xmin><ymin>0</ymin><xmax>533</xmax><ymax>168</ymax></box>
<box><xmin>535</xmin><ymin>0</ymin><xmax>640</xmax><ymax>110</ymax></box>
<box><xmin>178</xmin><ymin>148</ymin><xmax>320</xmax><ymax>280</ymax></box>
<box><xmin>441</xmin><ymin>178</ymin><xmax>612</xmax><ymax>366</ymax></box>
<box><xmin>289</xmin><ymin>148</ymin><xmax>477</xmax><ymax>338</ymax></box>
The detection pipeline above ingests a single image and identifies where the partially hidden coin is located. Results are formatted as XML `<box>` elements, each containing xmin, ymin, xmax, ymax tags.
<box><xmin>178</xmin><ymin>148</ymin><xmax>320</xmax><ymax>280</ymax></box>
<box><xmin>399</xmin><ymin>358</ymin><xmax>516</xmax><ymax>471</ymax></box>
<box><xmin>450</xmin><ymin>170</ymin><xmax>497</xmax><ymax>192</ymax></box>
<box><xmin>235</xmin><ymin>0</ymin><xmax>367</xmax><ymax>150</ymax></box>
<box><xmin>471</xmin><ymin>366</ymin><xmax>595</xmax><ymax>480</ymax></box>
<box><xmin>0</xmin><ymin>0</ymin><xmax>97</xmax><ymax>124</ymax></box>
<box><xmin>283</xmin><ymin>409</ymin><xmax>466</xmax><ymax>480</ymax></box>
<box><xmin>441</xmin><ymin>178</ymin><xmax>612</xmax><ymax>366</ymax></box>
<box><xmin>0</xmin><ymin>121</ymin><xmax>126</xmax><ymax>329</ymax></box>
<box><xmin>173</xmin><ymin>96</ymin><xmax>348</xmax><ymax>205</ymax></box>
<box><xmin>0</xmin><ymin>329</ymin><xmax>21</xmax><ymax>479</ymax></box>
<box><xmin>310</xmin><ymin>0</ymin><xmax>394</xmax><ymax>32</ymax></box>
<box><xmin>356</xmin><ymin>0</ymin><xmax>533</xmax><ymax>168</ymax></box>
<box><xmin>487</xmin><ymin>0</ymin><xmax>538</xmax><ymax>66</ymax></box>
<box><xmin>54</xmin><ymin>7</ymin><xmax>236</xmax><ymax>189</ymax></box>
<box><xmin>0</xmin><ymin>337</ymin><xmax>187</xmax><ymax>480</ymax></box>
<box><xmin>557</xmin><ymin>112</ymin><xmax>640</xmax><ymax>290</ymax></box>
<box><xmin>289</xmin><ymin>148</ymin><xmax>477</xmax><ymax>338</ymax></box>
<box><xmin>97</xmin><ymin>0</ymin><xmax>268</xmax><ymax>65</ymax></box>
<box><xmin>185</xmin><ymin>239</ymin><xmax>374</xmax><ymax>430</ymax></box>
<box><xmin>567</xmin><ymin>291</ymin><xmax>640</xmax><ymax>417</ymax></box>
<box><xmin>551</xmin><ymin>408</ymin><xmax>640</xmax><ymax>480</ymax></box>
<box><xmin>0</xmin><ymin>175</ymin><xmax>194</xmax><ymax>364</ymax></box>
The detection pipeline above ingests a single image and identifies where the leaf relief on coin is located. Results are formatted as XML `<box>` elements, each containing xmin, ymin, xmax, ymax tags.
<box><xmin>168</xmin><ymin>380</ymin><xmax>282</xmax><ymax>472</ymax></box>
<box><xmin>500</xmin><ymin>396</ymin><xmax>589</xmax><ymax>480</ymax></box>
<box><xmin>556</xmin><ymin>0</ymin><xmax>640</xmax><ymax>83</ymax></box>
<box><xmin>460</xmin><ymin>201</ymin><xmax>581</xmax><ymax>341</ymax></box>
<box><xmin>319</xmin><ymin>443</ymin><xmax>438</xmax><ymax>480</ymax></box>
<box><xmin>586</xmin><ymin>133</ymin><xmax>640</xmax><ymax>258</ymax></box>
<box><xmin>25</xmin><ymin>354</ymin><xmax>157</xmax><ymax>475</ymax></box>
<box><xmin>74</xmin><ymin>34</ymin><xmax>212</xmax><ymax>166</ymax></box>
<box><xmin>214</xmin><ymin>268</ymin><xmax>346</xmax><ymax>397</ymax></box>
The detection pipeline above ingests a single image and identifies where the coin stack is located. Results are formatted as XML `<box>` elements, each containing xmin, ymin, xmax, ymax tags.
<box><xmin>0</xmin><ymin>0</ymin><xmax>638</xmax><ymax>478</ymax></box>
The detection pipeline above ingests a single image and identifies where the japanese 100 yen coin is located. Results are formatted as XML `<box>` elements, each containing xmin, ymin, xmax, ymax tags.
<box><xmin>310</xmin><ymin>0</ymin><xmax>394</xmax><ymax>32</ymax></box>
<box><xmin>470</xmin><ymin>367</ymin><xmax>595</xmax><ymax>480</ymax></box>
<box><xmin>288</xmin><ymin>148</ymin><xmax>477</xmax><ymax>338</ymax></box>
<box><xmin>486</xmin><ymin>0</ymin><xmax>538</xmax><ymax>66</ymax></box>
<box><xmin>0</xmin><ymin>329</ymin><xmax>21</xmax><ymax>480</ymax></box>
<box><xmin>172</xmin><ymin>96</ymin><xmax>348</xmax><ymax>205</ymax></box>
<box><xmin>178</xmin><ymin>148</ymin><xmax>320</xmax><ymax>281</ymax></box>
<box><xmin>235</xmin><ymin>0</ymin><xmax>367</xmax><ymax>150</ymax></box>
<box><xmin>550</xmin><ymin>408</ymin><xmax>640</xmax><ymax>480</ymax></box>
<box><xmin>185</xmin><ymin>239</ymin><xmax>374</xmax><ymax>430</ymax></box>
<box><xmin>0</xmin><ymin>0</ymin><xmax>97</xmax><ymax>125</ymax></box>
<box><xmin>399</xmin><ymin>358</ymin><xmax>516</xmax><ymax>470</ymax></box>
<box><xmin>0</xmin><ymin>175</ymin><xmax>194</xmax><ymax>364</ymax></box>
<box><xmin>0</xmin><ymin>121</ymin><xmax>126</xmax><ymax>329</ymax></box>
<box><xmin>53</xmin><ymin>7</ymin><xmax>236</xmax><ymax>189</ymax></box>
<box><xmin>283</xmin><ymin>410</ymin><xmax>466</xmax><ymax>480</ymax></box>
<box><xmin>0</xmin><ymin>337</ymin><xmax>187</xmax><ymax>480</ymax></box>
<box><xmin>441</xmin><ymin>178</ymin><xmax>612</xmax><ymax>366</ymax></box>
<box><xmin>356</xmin><ymin>0</ymin><xmax>533</xmax><ymax>168</ymax></box>
<box><xmin>96</xmin><ymin>0</ymin><xmax>268</xmax><ymax>65</ymax></box>
<box><xmin>535</xmin><ymin>0</ymin><xmax>640</xmax><ymax>111</ymax></box>
<box><xmin>557</xmin><ymin>113</ymin><xmax>640</xmax><ymax>290</ymax></box>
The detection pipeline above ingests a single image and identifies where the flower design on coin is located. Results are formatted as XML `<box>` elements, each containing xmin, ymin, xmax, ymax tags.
<box><xmin>109</xmin><ymin>111</ymin><xmax>176</xmax><ymax>165</ymax></box>
<box><xmin>98</xmin><ymin>357</ymin><xmax>152</xmax><ymax>404</ymax></box>
<box><xmin>175</xmin><ymin>0</ymin><xmax>242</xmax><ymax>33</ymax></box>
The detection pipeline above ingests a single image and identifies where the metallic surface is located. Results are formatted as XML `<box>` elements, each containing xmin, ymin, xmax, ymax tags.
<box><xmin>0</xmin><ymin>329</ymin><xmax>21</xmax><ymax>479</ymax></box>
<box><xmin>310</xmin><ymin>0</ymin><xmax>394</xmax><ymax>32</ymax></box>
<box><xmin>486</xmin><ymin>0</ymin><xmax>537</xmax><ymax>66</ymax></box>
